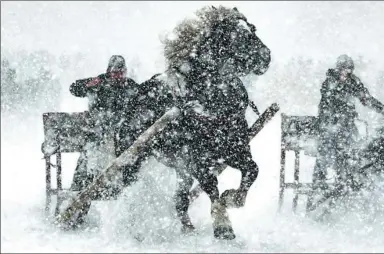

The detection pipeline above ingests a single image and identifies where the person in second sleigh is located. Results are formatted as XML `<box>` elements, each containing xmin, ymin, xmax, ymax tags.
<box><xmin>313</xmin><ymin>54</ymin><xmax>384</xmax><ymax>194</ymax></box>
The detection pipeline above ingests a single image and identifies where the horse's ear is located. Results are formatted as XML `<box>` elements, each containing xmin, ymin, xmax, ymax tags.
<box><xmin>212</xmin><ymin>5</ymin><xmax>216</xmax><ymax>10</ymax></box>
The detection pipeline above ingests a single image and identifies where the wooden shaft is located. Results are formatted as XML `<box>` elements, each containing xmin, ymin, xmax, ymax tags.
<box><xmin>55</xmin><ymin>107</ymin><xmax>181</xmax><ymax>226</ymax></box>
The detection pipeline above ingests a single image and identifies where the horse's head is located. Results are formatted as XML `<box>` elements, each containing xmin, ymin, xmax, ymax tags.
<box><xmin>225</xmin><ymin>7</ymin><xmax>271</xmax><ymax>76</ymax></box>
<box><xmin>163</xmin><ymin>6</ymin><xmax>271</xmax><ymax>79</ymax></box>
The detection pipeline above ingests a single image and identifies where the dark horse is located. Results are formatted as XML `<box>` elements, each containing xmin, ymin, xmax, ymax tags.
<box><xmin>115</xmin><ymin>6</ymin><xmax>271</xmax><ymax>240</ymax></box>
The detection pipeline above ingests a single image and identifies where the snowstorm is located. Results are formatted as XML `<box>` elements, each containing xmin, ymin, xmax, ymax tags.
<box><xmin>1</xmin><ymin>1</ymin><xmax>384</xmax><ymax>252</ymax></box>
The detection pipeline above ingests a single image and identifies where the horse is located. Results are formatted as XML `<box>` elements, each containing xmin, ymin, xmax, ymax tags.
<box><xmin>115</xmin><ymin>5</ymin><xmax>271</xmax><ymax>240</ymax></box>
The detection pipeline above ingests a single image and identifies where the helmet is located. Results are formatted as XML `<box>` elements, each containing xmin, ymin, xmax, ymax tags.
<box><xmin>336</xmin><ymin>54</ymin><xmax>354</xmax><ymax>72</ymax></box>
<box><xmin>106</xmin><ymin>55</ymin><xmax>127</xmax><ymax>73</ymax></box>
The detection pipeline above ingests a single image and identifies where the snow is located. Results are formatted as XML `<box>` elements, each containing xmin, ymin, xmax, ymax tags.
<box><xmin>1</xmin><ymin>1</ymin><xmax>384</xmax><ymax>253</ymax></box>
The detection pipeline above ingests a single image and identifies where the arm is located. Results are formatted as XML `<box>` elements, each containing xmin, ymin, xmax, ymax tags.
<box><xmin>69</xmin><ymin>78</ymin><xmax>91</xmax><ymax>97</ymax></box>
<box><xmin>362</xmin><ymin>92</ymin><xmax>384</xmax><ymax>115</ymax></box>
<box><xmin>69</xmin><ymin>75</ymin><xmax>105</xmax><ymax>97</ymax></box>
<box><xmin>352</xmin><ymin>76</ymin><xmax>384</xmax><ymax>115</ymax></box>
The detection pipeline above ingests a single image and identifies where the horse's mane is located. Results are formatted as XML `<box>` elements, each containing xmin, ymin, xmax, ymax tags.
<box><xmin>162</xmin><ymin>5</ymin><xmax>245</xmax><ymax>73</ymax></box>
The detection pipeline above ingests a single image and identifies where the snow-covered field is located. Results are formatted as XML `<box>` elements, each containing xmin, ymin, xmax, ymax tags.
<box><xmin>2</xmin><ymin>1</ymin><xmax>384</xmax><ymax>252</ymax></box>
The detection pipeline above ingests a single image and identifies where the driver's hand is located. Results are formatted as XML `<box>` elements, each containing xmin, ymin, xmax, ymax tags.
<box><xmin>86</xmin><ymin>77</ymin><xmax>102</xmax><ymax>87</ymax></box>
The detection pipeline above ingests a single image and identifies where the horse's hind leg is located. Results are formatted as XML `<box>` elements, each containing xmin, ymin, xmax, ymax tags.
<box><xmin>174</xmin><ymin>169</ymin><xmax>195</xmax><ymax>233</ymax></box>
<box><xmin>193</xmin><ymin>167</ymin><xmax>236</xmax><ymax>240</ymax></box>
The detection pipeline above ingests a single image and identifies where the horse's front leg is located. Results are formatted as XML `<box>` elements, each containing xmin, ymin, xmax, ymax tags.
<box><xmin>222</xmin><ymin>151</ymin><xmax>259</xmax><ymax>208</ymax></box>
<box><xmin>174</xmin><ymin>169</ymin><xmax>195</xmax><ymax>233</ymax></box>
<box><xmin>193</xmin><ymin>167</ymin><xmax>236</xmax><ymax>240</ymax></box>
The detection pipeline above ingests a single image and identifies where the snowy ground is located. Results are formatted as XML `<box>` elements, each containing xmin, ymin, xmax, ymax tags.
<box><xmin>2</xmin><ymin>1</ymin><xmax>384</xmax><ymax>253</ymax></box>
<box><xmin>2</xmin><ymin>112</ymin><xmax>384</xmax><ymax>253</ymax></box>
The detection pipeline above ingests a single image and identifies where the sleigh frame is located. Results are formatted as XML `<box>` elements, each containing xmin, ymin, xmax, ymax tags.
<box><xmin>278</xmin><ymin>113</ymin><xmax>370</xmax><ymax>214</ymax></box>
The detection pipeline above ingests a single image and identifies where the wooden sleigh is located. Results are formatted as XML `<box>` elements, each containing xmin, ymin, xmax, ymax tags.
<box><xmin>278</xmin><ymin>113</ymin><xmax>371</xmax><ymax>215</ymax></box>
<box><xmin>41</xmin><ymin>102</ymin><xmax>280</xmax><ymax>227</ymax></box>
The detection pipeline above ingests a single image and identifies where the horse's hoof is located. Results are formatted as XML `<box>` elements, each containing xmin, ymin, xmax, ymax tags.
<box><xmin>214</xmin><ymin>226</ymin><xmax>236</xmax><ymax>240</ymax></box>
<box><xmin>181</xmin><ymin>224</ymin><xmax>196</xmax><ymax>234</ymax></box>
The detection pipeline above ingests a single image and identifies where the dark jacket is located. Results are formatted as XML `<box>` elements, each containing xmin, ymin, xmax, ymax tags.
<box><xmin>318</xmin><ymin>69</ymin><xmax>384</xmax><ymax>129</ymax></box>
<box><xmin>70</xmin><ymin>72</ymin><xmax>139</xmax><ymax>121</ymax></box>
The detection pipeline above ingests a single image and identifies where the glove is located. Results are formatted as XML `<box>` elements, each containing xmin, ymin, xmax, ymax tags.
<box><xmin>86</xmin><ymin>77</ymin><xmax>102</xmax><ymax>87</ymax></box>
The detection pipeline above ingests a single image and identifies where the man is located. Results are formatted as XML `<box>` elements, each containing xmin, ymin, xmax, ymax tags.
<box><xmin>70</xmin><ymin>55</ymin><xmax>138</xmax><ymax>127</ymax></box>
<box><xmin>313</xmin><ymin>54</ymin><xmax>384</xmax><ymax>191</ymax></box>
<box><xmin>69</xmin><ymin>55</ymin><xmax>140</xmax><ymax>193</ymax></box>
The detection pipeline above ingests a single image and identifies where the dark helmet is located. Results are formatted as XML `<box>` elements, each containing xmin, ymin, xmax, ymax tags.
<box><xmin>106</xmin><ymin>55</ymin><xmax>127</xmax><ymax>73</ymax></box>
<box><xmin>336</xmin><ymin>54</ymin><xmax>354</xmax><ymax>72</ymax></box>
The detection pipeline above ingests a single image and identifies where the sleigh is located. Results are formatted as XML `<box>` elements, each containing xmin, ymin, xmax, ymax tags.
<box><xmin>41</xmin><ymin>102</ymin><xmax>280</xmax><ymax>226</ymax></box>
<box><xmin>278</xmin><ymin>113</ymin><xmax>378</xmax><ymax>215</ymax></box>
<box><xmin>41</xmin><ymin>111</ymin><xmax>96</xmax><ymax>216</ymax></box>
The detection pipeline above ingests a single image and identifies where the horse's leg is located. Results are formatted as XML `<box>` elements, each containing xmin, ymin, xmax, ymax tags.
<box><xmin>174</xmin><ymin>168</ymin><xmax>195</xmax><ymax>233</ymax></box>
<box><xmin>192</xmin><ymin>163</ymin><xmax>236</xmax><ymax>240</ymax></box>
<box><xmin>221</xmin><ymin>147</ymin><xmax>259</xmax><ymax>208</ymax></box>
